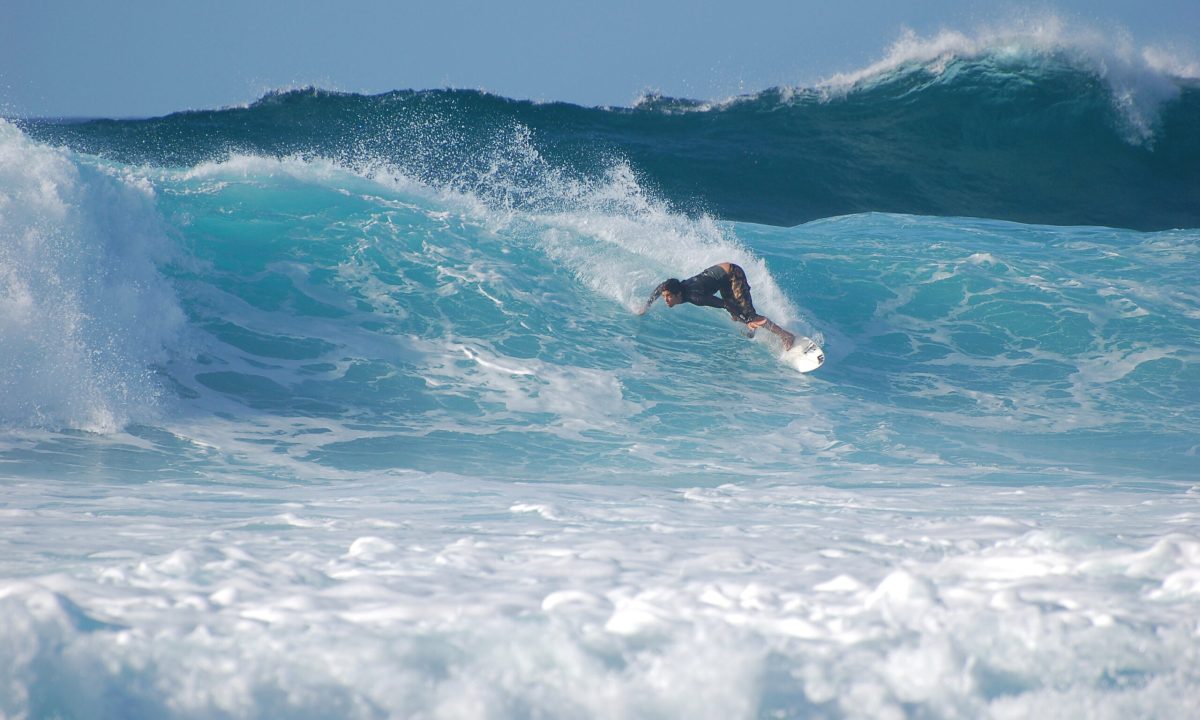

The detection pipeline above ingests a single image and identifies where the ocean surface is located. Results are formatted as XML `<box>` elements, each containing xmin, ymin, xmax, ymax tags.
<box><xmin>3</xmin><ymin>28</ymin><xmax>1199</xmax><ymax>719</ymax></box>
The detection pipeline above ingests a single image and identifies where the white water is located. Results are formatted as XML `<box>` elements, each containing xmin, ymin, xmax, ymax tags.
<box><xmin>0</xmin><ymin>121</ymin><xmax>184</xmax><ymax>432</ymax></box>
<box><xmin>3</xmin><ymin>471</ymin><xmax>1198</xmax><ymax>719</ymax></box>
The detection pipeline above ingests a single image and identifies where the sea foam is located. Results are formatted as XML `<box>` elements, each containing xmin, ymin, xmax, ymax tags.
<box><xmin>0</xmin><ymin>121</ymin><xmax>183</xmax><ymax>431</ymax></box>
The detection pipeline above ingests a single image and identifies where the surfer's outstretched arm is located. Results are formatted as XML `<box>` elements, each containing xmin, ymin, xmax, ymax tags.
<box><xmin>639</xmin><ymin>282</ymin><xmax>667</xmax><ymax>314</ymax></box>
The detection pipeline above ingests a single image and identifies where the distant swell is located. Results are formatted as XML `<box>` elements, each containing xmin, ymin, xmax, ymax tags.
<box><xmin>19</xmin><ymin>36</ymin><xmax>1200</xmax><ymax>231</ymax></box>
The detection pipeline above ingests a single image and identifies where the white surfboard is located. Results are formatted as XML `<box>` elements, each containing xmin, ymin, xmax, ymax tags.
<box><xmin>781</xmin><ymin>336</ymin><xmax>824</xmax><ymax>373</ymax></box>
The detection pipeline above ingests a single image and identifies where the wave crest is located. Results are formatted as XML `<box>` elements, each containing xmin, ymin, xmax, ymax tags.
<box><xmin>816</xmin><ymin>18</ymin><xmax>1196</xmax><ymax>143</ymax></box>
<box><xmin>17</xmin><ymin>21</ymin><xmax>1200</xmax><ymax>231</ymax></box>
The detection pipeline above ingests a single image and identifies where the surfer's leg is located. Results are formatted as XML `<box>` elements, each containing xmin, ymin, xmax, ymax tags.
<box><xmin>722</xmin><ymin>265</ymin><xmax>794</xmax><ymax>349</ymax></box>
<box><xmin>721</xmin><ymin>265</ymin><xmax>761</xmax><ymax>323</ymax></box>
<box><xmin>758</xmin><ymin>321</ymin><xmax>796</xmax><ymax>350</ymax></box>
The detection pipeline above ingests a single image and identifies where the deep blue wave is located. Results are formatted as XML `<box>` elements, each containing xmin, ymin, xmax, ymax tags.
<box><xmin>21</xmin><ymin>54</ymin><xmax>1200</xmax><ymax>231</ymax></box>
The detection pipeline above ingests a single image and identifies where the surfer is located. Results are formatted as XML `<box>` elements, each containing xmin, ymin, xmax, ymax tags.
<box><xmin>640</xmin><ymin>262</ymin><xmax>795</xmax><ymax>350</ymax></box>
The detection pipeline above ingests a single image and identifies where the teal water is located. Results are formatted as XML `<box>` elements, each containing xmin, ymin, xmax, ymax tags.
<box><xmin>23</xmin><ymin>53</ymin><xmax>1200</xmax><ymax>231</ymax></box>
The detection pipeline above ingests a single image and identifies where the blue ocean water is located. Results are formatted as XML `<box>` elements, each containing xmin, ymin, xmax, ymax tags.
<box><xmin>2</xmin><ymin>30</ymin><xmax>1199</xmax><ymax>719</ymax></box>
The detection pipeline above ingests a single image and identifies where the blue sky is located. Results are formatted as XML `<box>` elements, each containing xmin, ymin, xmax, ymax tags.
<box><xmin>3</xmin><ymin>0</ymin><xmax>1198</xmax><ymax>118</ymax></box>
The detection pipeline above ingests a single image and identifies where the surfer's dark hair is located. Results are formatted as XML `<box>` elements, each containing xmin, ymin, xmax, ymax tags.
<box><xmin>662</xmin><ymin>278</ymin><xmax>684</xmax><ymax>295</ymax></box>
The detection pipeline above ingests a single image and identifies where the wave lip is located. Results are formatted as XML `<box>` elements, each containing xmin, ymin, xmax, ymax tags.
<box><xmin>0</xmin><ymin>121</ymin><xmax>184</xmax><ymax>432</ymax></box>
<box><xmin>815</xmin><ymin>19</ymin><xmax>1198</xmax><ymax>144</ymax></box>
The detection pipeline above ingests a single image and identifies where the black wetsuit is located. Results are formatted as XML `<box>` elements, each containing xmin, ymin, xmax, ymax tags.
<box><xmin>658</xmin><ymin>264</ymin><xmax>762</xmax><ymax>324</ymax></box>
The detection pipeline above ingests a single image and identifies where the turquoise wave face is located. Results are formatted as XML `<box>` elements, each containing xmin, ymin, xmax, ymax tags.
<box><xmin>20</xmin><ymin>53</ymin><xmax>1200</xmax><ymax>232</ymax></box>
<box><xmin>2</xmin><ymin>119</ymin><xmax>1196</xmax><ymax>486</ymax></box>
<box><xmin>17</xmin><ymin>151</ymin><xmax>1172</xmax><ymax>488</ymax></box>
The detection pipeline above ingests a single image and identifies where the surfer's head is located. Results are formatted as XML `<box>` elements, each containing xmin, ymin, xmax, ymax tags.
<box><xmin>661</xmin><ymin>278</ymin><xmax>684</xmax><ymax>307</ymax></box>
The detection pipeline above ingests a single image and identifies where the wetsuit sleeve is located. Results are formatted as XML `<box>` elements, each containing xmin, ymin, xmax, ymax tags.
<box><xmin>725</xmin><ymin>302</ymin><xmax>756</xmax><ymax>323</ymax></box>
<box><xmin>688</xmin><ymin>294</ymin><xmax>729</xmax><ymax>311</ymax></box>
<box><xmin>694</xmin><ymin>295</ymin><xmax>752</xmax><ymax>322</ymax></box>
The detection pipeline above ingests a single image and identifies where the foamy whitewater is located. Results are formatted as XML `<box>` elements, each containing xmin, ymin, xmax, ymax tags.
<box><xmin>2</xmin><ymin>25</ymin><xmax>1199</xmax><ymax>720</ymax></box>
